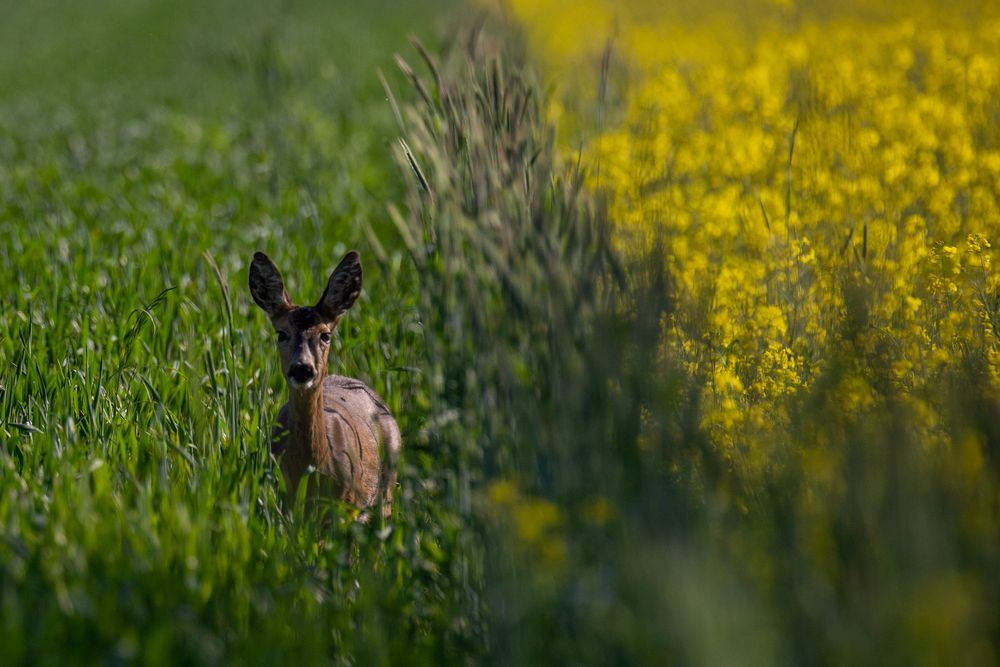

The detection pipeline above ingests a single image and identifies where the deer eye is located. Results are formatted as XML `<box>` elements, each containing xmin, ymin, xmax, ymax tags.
<box><xmin>276</xmin><ymin>331</ymin><xmax>289</xmax><ymax>343</ymax></box>
<box><xmin>320</xmin><ymin>332</ymin><xmax>332</xmax><ymax>344</ymax></box>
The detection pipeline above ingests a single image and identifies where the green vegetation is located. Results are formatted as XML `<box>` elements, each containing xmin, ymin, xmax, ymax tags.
<box><xmin>1</xmin><ymin>0</ymin><xmax>464</xmax><ymax>663</ymax></box>
<box><xmin>3</xmin><ymin>1</ymin><xmax>1000</xmax><ymax>665</ymax></box>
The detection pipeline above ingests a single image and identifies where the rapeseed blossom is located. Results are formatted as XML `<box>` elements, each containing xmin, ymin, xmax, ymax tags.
<box><xmin>508</xmin><ymin>0</ymin><xmax>1000</xmax><ymax>473</ymax></box>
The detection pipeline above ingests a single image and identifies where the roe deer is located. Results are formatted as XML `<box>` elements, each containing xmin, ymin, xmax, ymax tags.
<box><xmin>249</xmin><ymin>250</ymin><xmax>401</xmax><ymax>517</ymax></box>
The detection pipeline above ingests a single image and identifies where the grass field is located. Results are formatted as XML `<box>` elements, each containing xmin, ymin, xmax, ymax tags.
<box><xmin>0</xmin><ymin>1</ymin><xmax>466</xmax><ymax>663</ymax></box>
<box><xmin>3</xmin><ymin>0</ymin><xmax>1000</xmax><ymax>664</ymax></box>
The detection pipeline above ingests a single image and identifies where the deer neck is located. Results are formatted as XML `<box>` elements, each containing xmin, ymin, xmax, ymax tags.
<box><xmin>287</xmin><ymin>380</ymin><xmax>326</xmax><ymax>461</ymax></box>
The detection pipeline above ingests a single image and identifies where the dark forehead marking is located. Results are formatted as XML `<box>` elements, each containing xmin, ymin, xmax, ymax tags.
<box><xmin>289</xmin><ymin>307</ymin><xmax>323</xmax><ymax>328</ymax></box>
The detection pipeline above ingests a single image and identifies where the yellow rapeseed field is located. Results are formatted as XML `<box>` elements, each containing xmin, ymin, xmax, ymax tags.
<box><xmin>509</xmin><ymin>0</ymin><xmax>1000</xmax><ymax>477</ymax></box>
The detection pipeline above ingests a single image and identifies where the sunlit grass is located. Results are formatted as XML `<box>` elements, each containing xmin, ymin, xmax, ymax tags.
<box><xmin>0</xmin><ymin>1</ymin><xmax>466</xmax><ymax>663</ymax></box>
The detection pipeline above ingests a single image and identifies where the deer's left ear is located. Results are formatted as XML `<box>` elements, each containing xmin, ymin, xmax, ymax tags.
<box><xmin>249</xmin><ymin>252</ymin><xmax>294</xmax><ymax>318</ymax></box>
<box><xmin>316</xmin><ymin>251</ymin><xmax>362</xmax><ymax>322</ymax></box>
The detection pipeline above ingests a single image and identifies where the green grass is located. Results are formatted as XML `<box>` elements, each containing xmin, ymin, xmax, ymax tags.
<box><xmin>0</xmin><ymin>1</ymin><xmax>468</xmax><ymax>663</ymax></box>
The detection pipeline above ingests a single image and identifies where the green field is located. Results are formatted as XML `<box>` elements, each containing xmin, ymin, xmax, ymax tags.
<box><xmin>3</xmin><ymin>1</ymin><xmax>1000</xmax><ymax>665</ymax></box>
<box><xmin>1</xmin><ymin>1</ymin><xmax>464</xmax><ymax>663</ymax></box>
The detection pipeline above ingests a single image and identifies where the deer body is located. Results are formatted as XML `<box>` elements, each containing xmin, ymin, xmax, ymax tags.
<box><xmin>250</xmin><ymin>250</ymin><xmax>400</xmax><ymax>515</ymax></box>
<box><xmin>272</xmin><ymin>374</ymin><xmax>400</xmax><ymax>508</ymax></box>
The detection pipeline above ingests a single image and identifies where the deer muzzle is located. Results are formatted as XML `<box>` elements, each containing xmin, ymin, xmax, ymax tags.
<box><xmin>288</xmin><ymin>362</ymin><xmax>317</xmax><ymax>389</ymax></box>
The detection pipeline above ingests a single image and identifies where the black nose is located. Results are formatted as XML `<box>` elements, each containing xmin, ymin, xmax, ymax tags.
<box><xmin>288</xmin><ymin>364</ymin><xmax>315</xmax><ymax>383</ymax></box>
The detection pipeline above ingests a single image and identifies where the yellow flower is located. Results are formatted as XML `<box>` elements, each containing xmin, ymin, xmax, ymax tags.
<box><xmin>508</xmin><ymin>0</ymin><xmax>1000</xmax><ymax>479</ymax></box>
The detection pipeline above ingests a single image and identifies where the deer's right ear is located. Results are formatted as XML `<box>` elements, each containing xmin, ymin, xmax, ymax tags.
<box><xmin>249</xmin><ymin>252</ymin><xmax>293</xmax><ymax>318</ymax></box>
<box><xmin>316</xmin><ymin>251</ymin><xmax>362</xmax><ymax>322</ymax></box>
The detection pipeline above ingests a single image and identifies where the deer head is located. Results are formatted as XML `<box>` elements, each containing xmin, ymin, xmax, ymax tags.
<box><xmin>249</xmin><ymin>251</ymin><xmax>362</xmax><ymax>392</ymax></box>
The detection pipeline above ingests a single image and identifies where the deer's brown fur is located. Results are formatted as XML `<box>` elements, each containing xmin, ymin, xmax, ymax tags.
<box><xmin>250</xmin><ymin>251</ymin><xmax>400</xmax><ymax>516</ymax></box>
